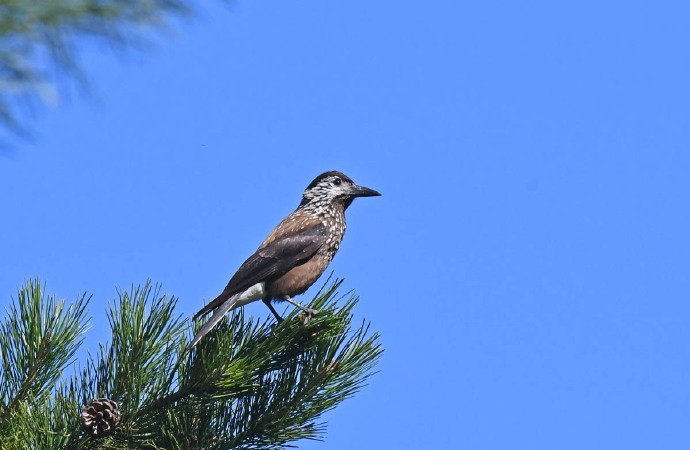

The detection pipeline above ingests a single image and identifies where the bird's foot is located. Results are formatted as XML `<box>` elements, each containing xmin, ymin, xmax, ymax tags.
<box><xmin>283</xmin><ymin>297</ymin><xmax>318</xmax><ymax>323</ymax></box>
<box><xmin>295</xmin><ymin>309</ymin><xmax>317</xmax><ymax>324</ymax></box>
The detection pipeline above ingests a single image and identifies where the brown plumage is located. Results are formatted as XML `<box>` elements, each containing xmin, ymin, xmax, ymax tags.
<box><xmin>190</xmin><ymin>171</ymin><xmax>380</xmax><ymax>348</ymax></box>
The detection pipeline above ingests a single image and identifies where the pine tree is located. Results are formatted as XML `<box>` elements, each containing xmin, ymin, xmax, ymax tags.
<box><xmin>0</xmin><ymin>0</ymin><xmax>192</xmax><ymax>137</ymax></box>
<box><xmin>0</xmin><ymin>278</ymin><xmax>382</xmax><ymax>449</ymax></box>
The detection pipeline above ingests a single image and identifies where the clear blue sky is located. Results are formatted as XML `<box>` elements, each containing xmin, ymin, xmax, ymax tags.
<box><xmin>2</xmin><ymin>1</ymin><xmax>690</xmax><ymax>448</ymax></box>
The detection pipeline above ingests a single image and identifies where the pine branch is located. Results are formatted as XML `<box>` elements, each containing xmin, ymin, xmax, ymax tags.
<box><xmin>156</xmin><ymin>282</ymin><xmax>383</xmax><ymax>450</ymax></box>
<box><xmin>0</xmin><ymin>278</ymin><xmax>382</xmax><ymax>449</ymax></box>
<box><xmin>0</xmin><ymin>0</ymin><xmax>193</xmax><ymax>139</ymax></box>
<box><xmin>0</xmin><ymin>279</ymin><xmax>90</xmax><ymax>448</ymax></box>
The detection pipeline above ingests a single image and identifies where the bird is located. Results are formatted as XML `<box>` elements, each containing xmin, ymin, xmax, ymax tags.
<box><xmin>190</xmin><ymin>171</ymin><xmax>381</xmax><ymax>348</ymax></box>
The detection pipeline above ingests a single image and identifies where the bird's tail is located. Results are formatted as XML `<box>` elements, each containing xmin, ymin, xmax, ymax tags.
<box><xmin>193</xmin><ymin>290</ymin><xmax>228</xmax><ymax>320</ymax></box>
<box><xmin>189</xmin><ymin>293</ymin><xmax>241</xmax><ymax>349</ymax></box>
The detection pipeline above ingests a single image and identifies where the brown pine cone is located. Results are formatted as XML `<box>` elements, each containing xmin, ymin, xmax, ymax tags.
<box><xmin>81</xmin><ymin>398</ymin><xmax>121</xmax><ymax>437</ymax></box>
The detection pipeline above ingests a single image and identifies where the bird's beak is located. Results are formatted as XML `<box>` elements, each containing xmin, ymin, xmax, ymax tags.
<box><xmin>350</xmin><ymin>184</ymin><xmax>381</xmax><ymax>198</ymax></box>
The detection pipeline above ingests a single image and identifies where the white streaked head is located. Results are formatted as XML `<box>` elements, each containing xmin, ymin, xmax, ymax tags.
<box><xmin>300</xmin><ymin>171</ymin><xmax>381</xmax><ymax>211</ymax></box>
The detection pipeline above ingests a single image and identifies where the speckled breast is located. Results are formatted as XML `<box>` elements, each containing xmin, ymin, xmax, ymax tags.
<box><xmin>267</xmin><ymin>210</ymin><xmax>347</xmax><ymax>300</ymax></box>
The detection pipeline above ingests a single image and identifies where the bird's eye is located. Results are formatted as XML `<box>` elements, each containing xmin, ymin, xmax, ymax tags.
<box><xmin>334</xmin><ymin>178</ymin><xmax>342</xmax><ymax>186</ymax></box>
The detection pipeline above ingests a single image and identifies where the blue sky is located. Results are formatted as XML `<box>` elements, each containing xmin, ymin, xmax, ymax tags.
<box><xmin>2</xmin><ymin>0</ymin><xmax>690</xmax><ymax>448</ymax></box>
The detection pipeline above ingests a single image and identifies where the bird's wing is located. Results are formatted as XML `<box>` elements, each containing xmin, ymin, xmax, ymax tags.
<box><xmin>193</xmin><ymin>218</ymin><xmax>327</xmax><ymax>319</ymax></box>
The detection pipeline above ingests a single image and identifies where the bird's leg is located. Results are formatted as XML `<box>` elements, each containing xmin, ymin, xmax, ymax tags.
<box><xmin>284</xmin><ymin>296</ymin><xmax>318</xmax><ymax>317</ymax></box>
<box><xmin>262</xmin><ymin>298</ymin><xmax>284</xmax><ymax>323</ymax></box>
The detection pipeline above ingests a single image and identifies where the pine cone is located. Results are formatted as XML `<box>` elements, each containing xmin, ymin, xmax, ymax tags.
<box><xmin>81</xmin><ymin>398</ymin><xmax>121</xmax><ymax>437</ymax></box>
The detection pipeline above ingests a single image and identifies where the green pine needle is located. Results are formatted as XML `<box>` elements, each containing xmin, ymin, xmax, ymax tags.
<box><xmin>0</xmin><ymin>278</ymin><xmax>383</xmax><ymax>449</ymax></box>
<box><xmin>0</xmin><ymin>0</ymin><xmax>192</xmax><ymax>138</ymax></box>
<box><xmin>0</xmin><ymin>279</ymin><xmax>90</xmax><ymax>448</ymax></box>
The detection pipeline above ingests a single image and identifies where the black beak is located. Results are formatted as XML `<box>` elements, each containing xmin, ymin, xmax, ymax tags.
<box><xmin>351</xmin><ymin>184</ymin><xmax>381</xmax><ymax>198</ymax></box>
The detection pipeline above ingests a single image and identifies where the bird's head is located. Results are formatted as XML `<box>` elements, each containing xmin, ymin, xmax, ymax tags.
<box><xmin>300</xmin><ymin>171</ymin><xmax>381</xmax><ymax>210</ymax></box>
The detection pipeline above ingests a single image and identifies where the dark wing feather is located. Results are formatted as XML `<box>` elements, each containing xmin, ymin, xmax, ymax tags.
<box><xmin>193</xmin><ymin>220</ymin><xmax>326</xmax><ymax>319</ymax></box>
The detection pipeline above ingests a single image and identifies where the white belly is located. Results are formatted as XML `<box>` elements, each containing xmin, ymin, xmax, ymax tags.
<box><xmin>232</xmin><ymin>282</ymin><xmax>266</xmax><ymax>307</ymax></box>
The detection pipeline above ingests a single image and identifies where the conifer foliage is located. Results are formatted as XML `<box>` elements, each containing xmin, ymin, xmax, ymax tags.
<box><xmin>0</xmin><ymin>0</ymin><xmax>191</xmax><ymax>137</ymax></box>
<box><xmin>0</xmin><ymin>279</ymin><xmax>382</xmax><ymax>449</ymax></box>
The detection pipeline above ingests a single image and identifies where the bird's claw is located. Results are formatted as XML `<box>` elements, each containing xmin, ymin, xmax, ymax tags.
<box><xmin>295</xmin><ymin>308</ymin><xmax>318</xmax><ymax>324</ymax></box>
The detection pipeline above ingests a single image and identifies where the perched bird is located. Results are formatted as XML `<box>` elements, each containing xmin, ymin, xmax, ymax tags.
<box><xmin>190</xmin><ymin>171</ymin><xmax>380</xmax><ymax>348</ymax></box>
